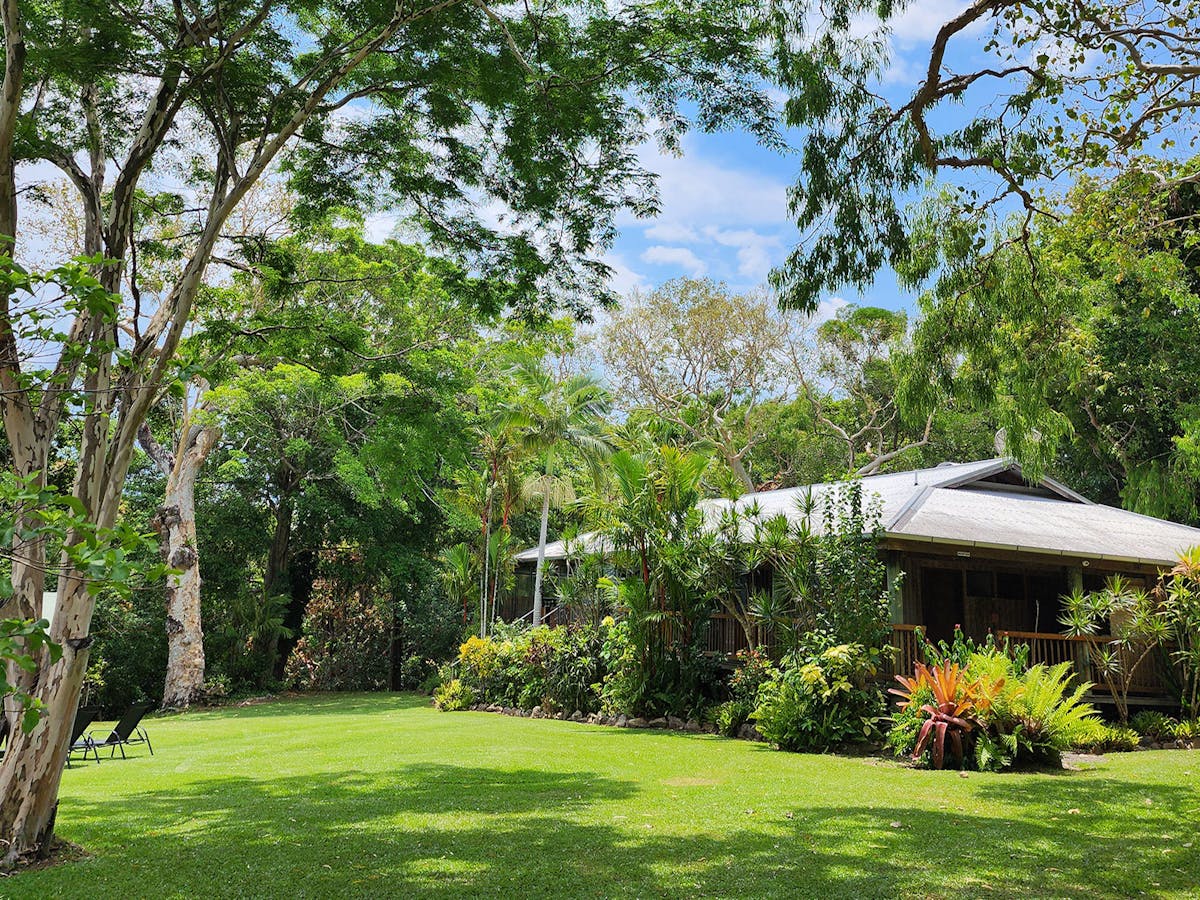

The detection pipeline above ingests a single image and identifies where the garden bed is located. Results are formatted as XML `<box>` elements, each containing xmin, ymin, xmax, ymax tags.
<box><xmin>460</xmin><ymin>699</ymin><xmax>1200</xmax><ymax>757</ymax></box>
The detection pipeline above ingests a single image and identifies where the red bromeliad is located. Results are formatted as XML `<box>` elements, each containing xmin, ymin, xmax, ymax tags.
<box><xmin>891</xmin><ymin>663</ymin><xmax>1003</xmax><ymax>769</ymax></box>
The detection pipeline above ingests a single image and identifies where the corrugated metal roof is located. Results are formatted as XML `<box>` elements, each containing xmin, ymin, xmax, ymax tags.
<box><xmin>514</xmin><ymin>532</ymin><xmax>611</xmax><ymax>563</ymax></box>
<box><xmin>890</xmin><ymin>486</ymin><xmax>1200</xmax><ymax>565</ymax></box>
<box><xmin>515</xmin><ymin>458</ymin><xmax>1200</xmax><ymax>567</ymax></box>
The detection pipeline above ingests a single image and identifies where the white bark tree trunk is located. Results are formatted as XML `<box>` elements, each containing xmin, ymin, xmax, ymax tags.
<box><xmin>140</xmin><ymin>422</ymin><xmax>220</xmax><ymax>709</ymax></box>
<box><xmin>0</xmin><ymin>0</ymin><xmax>431</xmax><ymax>863</ymax></box>
<box><xmin>531</xmin><ymin>491</ymin><xmax>550</xmax><ymax>627</ymax></box>
<box><xmin>0</xmin><ymin>425</ymin><xmax>118</xmax><ymax>862</ymax></box>
<box><xmin>726</xmin><ymin>450</ymin><xmax>755</xmax><ymax>495</ymax></box>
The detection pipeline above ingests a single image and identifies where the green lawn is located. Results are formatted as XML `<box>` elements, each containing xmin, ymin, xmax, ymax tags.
<box><xmin>6</xmin><ymin>694</ymin><xmax>1199</xmax><ymax>899</ymax></box>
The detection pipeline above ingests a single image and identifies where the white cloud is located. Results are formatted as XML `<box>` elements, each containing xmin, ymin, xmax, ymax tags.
<box><xmin>704</xmin><ymin>227</ymin><xmax>784</xmax><ymax>281</ymax></box>
<box><xmin>640</xmin><ymin>245</ymin><xmax>708</xmax><ymax>277</ymax></box>
<box><xmin>643</xmin><ymin>222</ymin><xmax>701</xmax><ymax>243</ymax></box>
<box><xmin>364</xmin><ymin>213</ymin><xmax>397</xmax><ymax>242</ymax></box>
<box><xmin>845</xmin><ymin>1</ymin><xmax>986</xmax><ymax>87</ymax></box>
<box><xmin>609</xmin><ymin>136</ymin><xmax>801</xmax><ymax>289</ymax></box>
<box><xmin>605</xmin><ymin>252</ymin><xmax>647</xmax><ymax>295</ymax></box>
<box><xmin>623</xmin><ymin>140</ymin><xmax>791</xmax><ymax>230</ymax></box>
<box><xmin>888</xmin><ymin>0</ymin><xmax>974</xmax><ymax>44</ymax></box>
<box><xmin>811</xmin><ymin>296</ymin><xmax>849</xmax><ymax>325</ymax></box>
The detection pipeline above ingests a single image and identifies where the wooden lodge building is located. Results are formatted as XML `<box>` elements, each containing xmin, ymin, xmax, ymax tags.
<box><xmin>511</xmin><ymin>458</ymin><xmax>1200</xmax><ymax>703</ymax></box>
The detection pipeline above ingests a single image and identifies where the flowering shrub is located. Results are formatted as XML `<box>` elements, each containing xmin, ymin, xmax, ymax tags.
<box><xmin>440</xmin><ymin>622</ymin><xmax>615</xmax><ymax>714</ymax></box>
<box><xmin>730</xmin><ymin>647</ymin><xmax>776</xmax><ymax>702</ymax></box>
<box><xmin>754</xmin><ymin>642</ymin><xmax>885</xmax><ymax>752</ymax></box>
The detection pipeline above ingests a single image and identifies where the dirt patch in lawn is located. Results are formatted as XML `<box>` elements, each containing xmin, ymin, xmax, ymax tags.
<box><xmin>1</xmin><ymin>837</ymin><xmax>90</xmax><ymax>877</ymax></box>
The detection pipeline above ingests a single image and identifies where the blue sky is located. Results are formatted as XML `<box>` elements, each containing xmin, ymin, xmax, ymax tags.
<box><xmin>609</xmin><ymin>0</ymin><xmax>983</xmax><ymax>319</ymax></box>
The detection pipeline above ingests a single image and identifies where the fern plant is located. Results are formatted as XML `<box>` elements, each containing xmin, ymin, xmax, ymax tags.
<box><xmin>989</xmin><ymin>663</ymin><xmax>1100</xmax><ymax>766</ymax></box>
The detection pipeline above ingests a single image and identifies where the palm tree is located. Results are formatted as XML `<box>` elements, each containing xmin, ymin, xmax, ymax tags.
<box><xmin>502</xmin><ymin>358</ymin><xmax>612</xmax><ymax>626</ymax></box>
<box><xmin>440</xmin><ymin>542</ymin><xmax>476</xmax><ymax>627</ymax></box>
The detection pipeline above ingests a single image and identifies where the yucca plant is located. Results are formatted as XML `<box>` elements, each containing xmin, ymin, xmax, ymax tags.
<box><xmin>1161</xmin><ymin>548</ymin><xmax>1200</xmax><ymax>719</ymax></box>
<box><xmin>1059</xmin><ymin>575</ymin><xmax>1162</xmax><ymax>723</ymax></box>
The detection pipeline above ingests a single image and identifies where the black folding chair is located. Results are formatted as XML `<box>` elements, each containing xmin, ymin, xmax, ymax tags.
<box><xmin>89</xmin><ymin>701</ymin><xmax>155</xmax><ymax>759</ymax></box>
<box><xmin>66</xmin><ymin>705</ymin><xmax>102</xmax><ymax>767</ymax></box>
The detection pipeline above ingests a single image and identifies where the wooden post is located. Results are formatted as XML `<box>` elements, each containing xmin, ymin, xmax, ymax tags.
<box><xmin>1067</xmin><ymin>566</ymin><xmax>1088</xmax><ymax>678</ymax></box>
<box><xmin>885</xmin><ymin>551</ymin><xmax>904</xmax><ymax>625</ymax></box>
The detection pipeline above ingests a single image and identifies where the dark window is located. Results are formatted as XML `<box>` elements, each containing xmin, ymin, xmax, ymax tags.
<box><xmin>996</xmin><ymin>571</ymin><xmax>1024</xmax><ymax>599</ymax></box>
<box><xmin>965</xmin><ymin>570</ymin><xmax>993</xmax><ymax>597</ymax></box>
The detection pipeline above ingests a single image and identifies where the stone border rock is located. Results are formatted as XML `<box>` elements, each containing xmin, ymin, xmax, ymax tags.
<box><xmin>1136</xmin><ymin>737</ymin><xmax>1198</xmax><ymax>751</ymax></box>
<box><xmin>466</xmin><ymin>702</ymin><xmax>766</xmax><ymax>741</ymax></box>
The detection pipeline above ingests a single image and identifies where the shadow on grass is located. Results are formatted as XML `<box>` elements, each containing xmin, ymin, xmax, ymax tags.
<box><xmin>13</xmin><ymin>757</ymin><xmax>1200</xmax><ymax>899</ymax></box>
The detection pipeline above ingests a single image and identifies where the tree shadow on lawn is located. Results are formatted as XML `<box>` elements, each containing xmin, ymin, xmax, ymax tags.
<box><xmin>15</xmin><ymin>760</ymin><xmax>1200</xmax><ymax>899</ymax></box>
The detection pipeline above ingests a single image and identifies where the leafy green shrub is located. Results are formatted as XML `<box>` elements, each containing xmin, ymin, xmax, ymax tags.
<box><xmin>544</xmin><ymin>625</ymin><xmax>606</xmax><ymax>713</ymax></box>
<box><xmin>754</xmin><ymin>642</ymin><xmax>885</xmax><ymax>752</ymax></box>
<box><xmin>433</xmin><ymin>678</ymin><xmax>474</xmax><ymax>711</ymax></box>
<box><xmin>449</xmin><ymin>622</ymin><xmax>618</xmax><ymax>713</ymax></box>
<box><xmin>395</xmin><ymin>654</ymin><xmax>438</xmax><ymax>691</ymax></box>
<box><xmin>1070</xmin><ymin>719</ymin><xmax>1140</xmax><ymax>753</ymax></box>
<box><xmin>708</xmin><ymin>648</ymin><xmax>778</xmax><ymax>738</ymax></box>
<box><xmin>418</xmin><ymin>668</ymin><xmax>443</xmax><ymax>695</ymax></box>
<box><xmin>1130</xmin><ymin>710</ymin><xmax>1178</xmax><ymax>742</ymax></box>
<box><xmin>455</xmin><ymin>631</ymin><xmax>541</xmax><ymax>707</ymax></box>
<box><xmin>919</xmin><ymin>625</ymin><xmax>1029</xmax><ymax>671</ymax></box>
<box><xmin>1173</xmin><ymin>718</ymin><xmax>1198</xmax><ymax>740</ymax></box>
<box><xmin>199</xmin><ymin>675</ymin><xmax>231</xmax><ymax>705</ymax></box>
<box><xmin>712</xmin><ymin>699</ymin><xmax>754</xmax><ymax>737</ymax></box>
<box><xmin>1103</xmin><ymin>726</ymin><xmax>1142</xmax><ymax>752</ymax></box>
<box><xmin>599</xmin><ymin>618</ymin><xmax>640</xmax><ymax>714</ymax></box>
